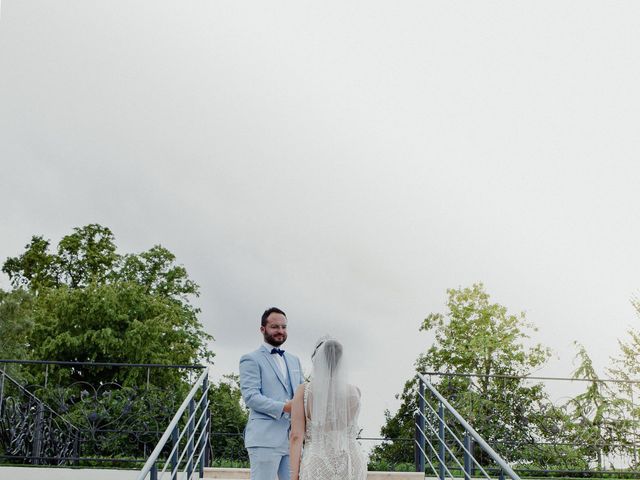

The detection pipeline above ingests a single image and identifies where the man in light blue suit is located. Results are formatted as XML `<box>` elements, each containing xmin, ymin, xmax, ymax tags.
<box><xmin>240</xmin><ymin>307</ymin><xmax>304</xmax><ymax>480</ymax></box>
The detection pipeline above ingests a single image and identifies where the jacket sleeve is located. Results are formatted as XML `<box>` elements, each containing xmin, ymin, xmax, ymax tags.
<box><xmin>239</xmin><ymin>354</ymin><xmax>285</xmax><ymax>419</ymax></box>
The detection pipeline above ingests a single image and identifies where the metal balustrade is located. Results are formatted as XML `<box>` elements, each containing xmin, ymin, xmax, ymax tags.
<box><xmin>411</xmin><ymin>371</ymin><xmax>640</xmax><ymax>479</ymax></box>
<box><xmin>0</xmin><ymin>359</ymin><xmax>206</xmax><ymax>467</ymax></box>
<box><xmin>0</xmin><ymin>367</ymin><xmax>81</xmax><ymax>465</ymax></box>
<box><xmin>136</xmin><ymin>367</ymin><xmax>211</xmax><ymax>480</ymax></box>
<box><xmin>7</xmin><ymin>358</ymin><xmax>637</xmax><ymax>478</ymax></box>
<box><xmin>415</xmin><ymin>373</ymin><xmax>520</xmax><ymax>480</ymax></box>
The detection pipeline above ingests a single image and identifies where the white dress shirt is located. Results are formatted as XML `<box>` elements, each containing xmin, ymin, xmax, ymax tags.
<box><xmin>264</xmin><ymin>342</ymin><xmax>288</xmax><ymax>380</ymax></box>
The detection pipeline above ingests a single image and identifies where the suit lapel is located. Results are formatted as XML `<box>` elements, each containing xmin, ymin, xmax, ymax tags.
<box><xmin>261</xmin><ymin>347</ymin><xmax>288</xmax><ymax>390</ymax></box>
<box><xmin>283</xmin><ymin>353</ymin><xmax>295</xmax><ymax>395</ymax></box>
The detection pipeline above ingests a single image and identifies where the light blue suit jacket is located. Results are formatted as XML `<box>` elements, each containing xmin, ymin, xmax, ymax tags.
<box><xmin>239</xmin><ymin>345</ymin><xmax>304</xmax><ymax>450</ymax></box>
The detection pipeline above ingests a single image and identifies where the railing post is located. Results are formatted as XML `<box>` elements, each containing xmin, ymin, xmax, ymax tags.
<box><xmin>187</xmin><ymin>398</ymin><xmax>196</xmax><ymax>478</ymax></box>
<box><xmin>463</xmin><ymin>431</ymin><xmax>473</xmax><ymax>480</ymax></box>
<box><xmin>31</xmin><ymin>402</ymin><xmax>44</xmax><ymax>465</ymax></box>
<box><xmin>0</xmin><ymin>369</ymin><xmax>5</xmax><ymax>415</ymax></box>
<box><xmin>415</xmin><ymin>379</ymin><xmax>426</xmax><ymax>473</ymax></box>
<box><xmin>171</xmin><ymin>426</ymin><xmax>179</xmax><ymax>480</ymax></box>
<box><xmin>200</xmin><ymin>375</ymin><xmax>209</xmax><ymax>477</ymax></box>
<box><xmin>414</xmin><ymin>411</ymin><xmax>420</xmax><ymax>472</ymax></box>
<box><xmin>73</xmin><ymin>431</ymin><xmax>80</xmax><ymax>466</ymax></box>
<box><xmin>438</xmin><ymin>401</ymin><xmax>445</xmax><ymax>480</ymax></box>
<box><xmin>150</xmin><ymin>463</ymin><xmax>158</xmax><ymax>480</ymax></box>
<box><xmin>205</xmin><ymin>403</ymin><xmax>211</xmax><ymax>467</ymax></box>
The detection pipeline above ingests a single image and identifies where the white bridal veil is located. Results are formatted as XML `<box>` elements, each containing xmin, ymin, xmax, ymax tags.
<box><xmin>308</xmin><ymin>336</ymin><xmax>360</xmax><ymax>453</ymax></box>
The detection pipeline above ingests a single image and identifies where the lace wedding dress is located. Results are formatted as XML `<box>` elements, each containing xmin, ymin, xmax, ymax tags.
<box><xmin>299</xmin><ymin>382</ymin><xmax>367</xmax><ymax>480</ymax></box>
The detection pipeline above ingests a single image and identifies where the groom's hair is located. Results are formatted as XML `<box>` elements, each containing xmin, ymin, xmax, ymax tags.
<box><xmin>261</xmin><ymin>307</ymin><xmax>286</xmax><ymax>326</ymax></box>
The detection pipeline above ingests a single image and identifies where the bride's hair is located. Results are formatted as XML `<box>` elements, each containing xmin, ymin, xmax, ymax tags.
<box><xmin>312</xmin><ymin>338</ymin><xmax>343</xmax><ymax>374</ymax></box>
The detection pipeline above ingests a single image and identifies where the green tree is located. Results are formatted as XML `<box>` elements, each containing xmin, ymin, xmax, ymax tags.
<box><xmin>0</xmin><ymin>288</ymin><xmax>34</xmax><ymax>361</ymax></box>
<box><xmin>2</xmin><ymin>236</ymin><xmax>59</xmax><ymax>291</ymax></box>
<box><xmin>372</xmin><ymin>283</ymin><xmax>551</xmax><ymax>467</ymax></box>
<box><xmin>604</xmin><ymin>298</ymin><xmax>640</xmax><ymax>468</ymax></box>
<box><xmin>3</xmin><ymin>224</ymin><xmax>199</xmax><ymax>300</ymax></box>
<box><xmin>562</xmin><ymin>343</ymin><xmax>630</xmax><ymax>470</ymax></box>
<box><xmin>26</xmin><ymin>282</ymin><xmax>209</xmax><ymax>386</ymax></box>
<box><xmin>1</xmin><ymin>224</ymin><xmax>213</xmax><ymax>389</ymax></box>
<box><xmin>3</xmin><ymin>225</ymin><xmax>120</xmax><ymax>291</ymax></box>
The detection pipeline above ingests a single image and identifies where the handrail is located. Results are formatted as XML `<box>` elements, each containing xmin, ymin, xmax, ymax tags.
<box><xmin>417</xmin><ymin>372</ymin><xmax>521</xmax><ymax>480</ymax></box>
<box><xmin>136</xmin><ymin>366</ymin><xmax>210</xmax><ymax>480</ymax></box>
<box><xmin>420</xmin><ymin>370</ymin><xmax>640</xmax><ymax>385</ymax></box>
<box><xmin>0</xmin><ymin>359</ymin><xmax>205</xmax><ymax>369</ymax></box>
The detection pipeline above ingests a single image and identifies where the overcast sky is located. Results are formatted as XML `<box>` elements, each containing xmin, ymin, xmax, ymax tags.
<box><xmin>1</xmin><ymin>1</ymin><xmax>640</xmax><ymax>440</ymax></box>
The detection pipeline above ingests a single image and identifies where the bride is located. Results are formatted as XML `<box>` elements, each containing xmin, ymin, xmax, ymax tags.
<box><xmin>289</xmin><ymin>336</ymin><xmax>367</xmax><ymax>480</ymax></box>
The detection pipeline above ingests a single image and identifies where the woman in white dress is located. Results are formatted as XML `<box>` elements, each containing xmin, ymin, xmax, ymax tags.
<box><xmin>289</xmin><ymin>336</ymin><xmax>367</xmax><ymax>480</ymax></box>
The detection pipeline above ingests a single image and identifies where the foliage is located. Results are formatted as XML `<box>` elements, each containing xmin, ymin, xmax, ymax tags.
<box><xmin>2</xmin><ymin>235</ymin><xmax>60</xmax><ymax>292</ymax></box>
<box><xmin>372</xmin><ymin>376</ymin><xmax>420</xmax><ymax>465</ymax></box>
<box><xmin>605</xmin><ymin>298</ymin><xmax>640</xmax><ymax>468</ymax></box>
<box><xmin>371</xmin><ymin>283</ymin><xmax>552</xmax><ymax>467</ymax></box>
<box><xmin>3</xmin><ymin>224</ymin><xmax>201</xmax><ymax>303</ymax></box>
<box><xmin>3</xmin><ymin>225</ymin><xmax>119</xmax><ymax>291</ymax></box>
<box><xmin>417</xmin><ymin>283</ymin><xmax>550</xmax><ymax>378</ymax></box>
<box><xmin>561</xmin><ymin>344</ymin><xmax>630</xmax><ymax>469</ymax></box>
<box><xmin>210</xmin><ymin>458</ymin><xmax>250</xmax><ymax>468</ymax></box>
<box><xmin>0</xmin><ymin>288</ymin><xmax>34</xmax><ymax>362</ymax></box>
<box><xmin>209</xmin><ymin>374</ymin><xmax>249</xmax><ymax>463</ymax></box>
<box><xmin>1</xmin><ymin>224</ymin><xmax>213</xmax><ymax>387</ymax></box>
<box><xmin>610</xmin><ymin>298</ymin><xmax>640</xmax><ymax>386</ymax></box>
<box><xmin>367</xmin><ymin>458</ymin><xmax>415</xmax><ymax>472</ymax></box>
<box><xmin>26</xmin><ymin>282</ymin><xmax>209</xmax><ymax>387</ymax></box>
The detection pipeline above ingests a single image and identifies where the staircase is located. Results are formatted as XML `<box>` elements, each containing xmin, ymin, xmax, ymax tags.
<box><xmin>134</xmin><ymin>371</ymin><xmax>519</xmax><ymax>480</ymax></box>
<box><xmin>415</xmin><ymin>373</ymin><xmax>520</xmax><ymax>480</ymax></box>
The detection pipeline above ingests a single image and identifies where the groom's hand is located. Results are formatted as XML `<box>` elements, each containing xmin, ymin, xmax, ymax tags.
<box><xmin>283</xmin><ymin>400</ymin><xmax>292</xmax><ymax>414</ymax></box>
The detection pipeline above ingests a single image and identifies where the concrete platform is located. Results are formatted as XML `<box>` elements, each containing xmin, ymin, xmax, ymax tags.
<box><xmin>0</xmin><ymin>465</ymin><xmax>426</xmax><ymax>480</ymax></box>
<box><xmin>204</xmin><ymin>467</ymin><xmax>425</xmax><ymax>479</ymax></box>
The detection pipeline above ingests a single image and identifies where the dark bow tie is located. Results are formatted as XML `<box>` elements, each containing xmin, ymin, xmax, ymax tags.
<box><xmin>270</xmin><ymin>348</ymin><xmax>285</xmax><ymax>356</ymax></box>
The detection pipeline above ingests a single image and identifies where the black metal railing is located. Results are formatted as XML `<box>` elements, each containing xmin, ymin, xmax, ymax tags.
<box><xmin>0</xmin><ymin>359</ymin><xmax>205</xmax><ymax>467</ymax></box>
<box><xmin>0</xmin><ymin>367</ymin><xmax>80</xmax><ymax>465</ymax></box>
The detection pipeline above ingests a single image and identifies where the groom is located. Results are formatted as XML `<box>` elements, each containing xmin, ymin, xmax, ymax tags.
<box><xmin>239</xmin><ymin>307</ymin><xmax>304</xmax><ymax>480</ymax></box>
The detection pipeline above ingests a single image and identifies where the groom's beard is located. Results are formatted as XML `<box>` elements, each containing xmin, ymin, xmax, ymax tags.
<box><xmin>264</xmin><ymin>332</ymin><xmax>287</xmax><ymax>347</ymax></box>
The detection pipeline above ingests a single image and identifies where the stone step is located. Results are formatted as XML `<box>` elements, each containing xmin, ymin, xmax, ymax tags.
<box><xmin>366</xmin><ymin>473</ymin><xmax>426</xmax><ymax>480</ymax></box>
<box><xmin>204</xmin><ymin>468</ymin><xmax>250</xmax><ymax>479</ymax></box>
<box><xmin>203</xmin><ymin>467</ymin><xmax>425</xmax><ymax>479</ymax></box>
